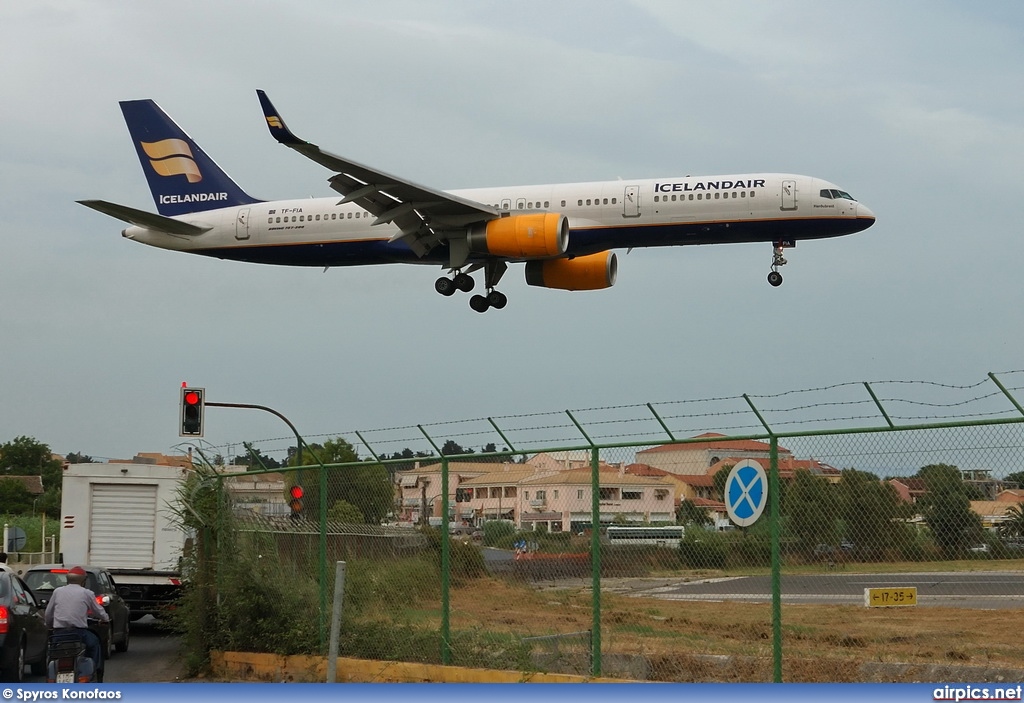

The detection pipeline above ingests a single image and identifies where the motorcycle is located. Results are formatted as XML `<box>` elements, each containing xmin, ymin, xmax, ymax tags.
<box><xmin>45</xmin><ymin>622</ymin><xmax>103</xmax><ymax>684</ymax></box>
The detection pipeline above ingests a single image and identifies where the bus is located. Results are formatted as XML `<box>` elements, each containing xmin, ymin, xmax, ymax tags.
<box><xmin>605</xmin><ymin>525</ymin><xmax>684</xmax><ymax>547</ymax></box>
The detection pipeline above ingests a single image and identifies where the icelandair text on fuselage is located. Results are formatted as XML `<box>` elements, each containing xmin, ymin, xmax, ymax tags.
<box><xmin>159</xmin><ymin>192</ymin><xmax>228</xmax><ymax>205</ymax></box>
<box><xmin>12</xmin><ymin>690</ymin><xmax>121</xmax><ymax>701</ymax></box>
<box><xmin>654</xmin><ymin>179</ymin><xmax>766</xmax><ymax>193</ymax></box>
<box><xmin>934</xmin><ymin>685</ymin><xmax>1023</xmax><ymax>701</ymax></box>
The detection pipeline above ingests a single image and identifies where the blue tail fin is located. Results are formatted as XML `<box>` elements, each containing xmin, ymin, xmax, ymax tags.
<box><xmin>119</xmin><ymin>99</ymin><xmax>261</xmax><ymax>217</ymax></box>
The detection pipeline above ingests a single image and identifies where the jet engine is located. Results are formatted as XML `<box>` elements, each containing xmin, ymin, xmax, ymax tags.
<box><xmin>467</xmin><ymin>213</ymin><xmax>568</xmax><ymax>259</ymax></box>
<box><xmin>524</xmin><ymin>251</ymin><xmax>618</xmax><ymax>290</ymax></box>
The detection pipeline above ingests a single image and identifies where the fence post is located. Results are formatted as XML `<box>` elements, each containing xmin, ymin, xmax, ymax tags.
<box><xmin>440</xmin><ymin>454</ymin><xmax>452</xmax><ymax>665</ymax></box>
<box><xmin>418</xmin><ymin>425</ymin><xmax>451</xmax><ymax>665</ymax></box>
<box><xmin>590</xmin><ymin>445</ymin><xmax>602</xmax><ymax>677</ymax></box>
<box><xmin>769</xmin><ymin>435</ymin><xmax>782</xmax><ymax>682</ymax></box>
<box><xmin>326</xmin><ymin>561</ymin><xmax>347</xmax><ymax>682</ymax></box>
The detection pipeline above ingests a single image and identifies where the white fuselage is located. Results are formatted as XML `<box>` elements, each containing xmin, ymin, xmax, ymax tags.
<box><xmin>123</xmin><ymin>173</ymin><xmax>874</xmax><ymax>267</ymax></box>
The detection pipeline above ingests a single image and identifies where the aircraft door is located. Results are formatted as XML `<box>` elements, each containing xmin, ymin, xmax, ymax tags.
<box><xmin>235</xmin><ymin>208</ymin><xmax>251</xmax><ymax>240</ymax></box>
<box><xmin>780</xmin><ymin>180</ymin><xmax>798</xmax><ymax>211</ymax></box>
<box><xmin>623</xmin><ymin>185</ymin><xmax>640</xmax><ymax>218</ymax></box>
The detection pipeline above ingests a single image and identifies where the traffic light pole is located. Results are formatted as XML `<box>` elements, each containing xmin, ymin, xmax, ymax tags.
<box><xmin>204</xmin><ymin>401</ymin><xmax>311</xmax><ymax>468</ymax></box>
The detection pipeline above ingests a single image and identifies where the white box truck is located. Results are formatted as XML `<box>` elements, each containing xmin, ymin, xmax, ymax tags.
<box><xmin>59</xmin><ymin>462</ymin><xmax>190</xmax><ymax>619</ymax></box>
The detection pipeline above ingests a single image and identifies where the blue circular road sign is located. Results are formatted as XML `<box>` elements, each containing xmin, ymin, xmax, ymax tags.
<box><xmin>725</xmin><ymin>460</ymin><xmax>768</xmax><ymax>527</ymax></box>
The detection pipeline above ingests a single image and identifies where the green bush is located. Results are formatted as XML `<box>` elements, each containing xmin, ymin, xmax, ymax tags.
<box><xmin>678</xmin><ymin>530</ymin><xmax>727</xmax><ymax>569</ymax></box>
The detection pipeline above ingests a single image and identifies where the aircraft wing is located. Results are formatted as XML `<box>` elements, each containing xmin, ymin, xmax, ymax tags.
<box><xmin>256</xmin><ymin>90</ymin><xmax>499</xmax><ymax>259</ymax></box>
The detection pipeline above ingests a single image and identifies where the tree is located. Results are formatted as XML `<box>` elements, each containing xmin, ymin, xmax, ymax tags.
<box><xmin>0</xmin><ymin>436</ymin><xmax>63</xmax><ymax>517</ymax></box>
<box><xmin>65</xmin><ymin>452</ymin><xmax>94</xmax><ymax>464</ymax></box>
<box><xmin>677</xmin><ymin>499</ymin><xmax>713</xmax><ymax>527</ymax></box>
<box><xmin>712</xmin><ymin>465</ymin><xmax>732</xmax><ymax>502</ymax></box>
<box><xmin>838</xmin><ymin>469</ymin><xmax>912</xmax><ymax>558</ymax></box>
<box><xmin>916</xmin><ymin>463</ymin><xmax>985</xmax><ymax>554</ymax></box>
<box><xmin>0</xmin><ymin>479</ymin><xmax>34</xmax><ymax>514</ymax></box>
<box><xmin>327</xmin><ymin>499</ymin><xmax>364</xmax><ymax>524</ymax></box>
<box><xmin>288</xmin><ymin>437</ymin><xmax>393</xmax><ymax>524</ymax></box>
<box><xmin>783</xmin><ymin>469</ymin><xmax>839</xmax><ymax>555</ymax></box>
<box><xmin>1004</xmin><ymin>471</ymin><xmax>1024</xmax><ymax>489</ymax></box>
<box><xmin>441</xmin><ymin>440</ymin><xmax>473</xmax><ymax>457</ymax></box>
<box><xmin>998</xmin><ymin>503</ymin><xmax>1024</xmax><ymax>540</ymax></box>
<box><xmin>231</xmin><ymin>443</ymin><xmax>281</xmax><ymax>470</ymax></box>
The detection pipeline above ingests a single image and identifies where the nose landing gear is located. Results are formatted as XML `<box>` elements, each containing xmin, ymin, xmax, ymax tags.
<box><xmin>767</xmin><ymin>241</ymin><xmax>790</xmax><ymax>287</ymax></box>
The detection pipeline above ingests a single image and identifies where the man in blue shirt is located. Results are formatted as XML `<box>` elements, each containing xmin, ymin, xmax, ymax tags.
<box><xmin>44</xmin><ymin>566</ymin><xmax>109</xmax><ymax>680</ymax></box>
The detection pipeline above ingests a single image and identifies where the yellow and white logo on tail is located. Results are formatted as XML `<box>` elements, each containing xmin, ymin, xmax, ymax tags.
<box><xmin>141</xmin><ymin>139</ymin><xmax>202</xmax><ymax>183</ymax></box>
<box><xmin>266</xmin><ymin>116</ymin><xmax>284</xmax><ymax>129</ymax></box>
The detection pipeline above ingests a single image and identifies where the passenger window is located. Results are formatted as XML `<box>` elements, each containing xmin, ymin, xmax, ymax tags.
<box><xmin>654</xmin><ymin>196</ymin><xmax>659</xmax><ymax>203</ymax></box>
<box><xmin>578</xmin><ymin>200</ymin><xmax>583</xmax><ymax>206</ymax></box>
<box><xmin>714</xmin><ymin>192</ymin><xmax>720</xmax><ymax>199</ymax></box>
<box><xmin>603</xmin><ymin>198</ymin><xmax>608</xmax><ymax>205</ymax></box>
<box><xmin>697</xmin><ymin>194</ymin><xmax>702</xmax><ymax>200</ymax></box>
<box><xmin>740</xmin><ymin>192</ymin><xmax>745</xmax><ymax>198</ymax></box>
<box><xmin>586</xmin><ymin>199</ymin><xmax>591</xmax><ymax>206</ymax></box>
<box><xmin>612</xmin><ymin>198</ymin><xmax>617</xmax><ymax>204</ymax></box>
<box><xmin>750</xmin><ymin>191</ymin><xmax>755</xmax><ymax>197</ymax></box>
<box><xmin>561</xmin><ymin>200</ymin><xmax>566</xmax><ymax>207</ymax></box>
<box><xmin>545</xmin><ymin>201</ymin><xmax>550</xmax><ymax>208</ymax></box>
<box><xmin>527</xmin><ymin>202</ymin><xmax>532</xmax><ymax>209</ymax></box>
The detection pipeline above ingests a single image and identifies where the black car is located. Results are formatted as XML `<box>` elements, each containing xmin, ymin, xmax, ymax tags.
<box><xmin>24</xmin><ymin>565</ymin><xmax>131</xmax><ymax>658</ymax></box>
<box><xmin>0</xmin><ymin>568</ymin><xmax>48</xmax><ymax>682</ymax></box>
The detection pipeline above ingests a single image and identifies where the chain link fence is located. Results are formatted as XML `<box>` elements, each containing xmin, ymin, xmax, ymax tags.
<box><xmin>179</xmin><ymin>373</ymin><xmax>1024</xmax><ymax>681</ymax></box>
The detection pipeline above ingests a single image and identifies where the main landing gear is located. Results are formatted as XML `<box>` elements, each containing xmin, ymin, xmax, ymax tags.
<box><xmin>767</xmin><ymin>241</ymin><xmax>789</xmax><ymax>287</ymax></box>
<box><xmin>435</xmin><ymin>260</ymin><xmax>509</xmax><ymax>313</ymax></box>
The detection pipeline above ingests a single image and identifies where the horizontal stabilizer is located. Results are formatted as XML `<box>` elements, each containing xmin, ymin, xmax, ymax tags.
<box><xmin>77</xmin><ymin>200</ymin><xmax>211</xmax><ymax>235</ymax></box>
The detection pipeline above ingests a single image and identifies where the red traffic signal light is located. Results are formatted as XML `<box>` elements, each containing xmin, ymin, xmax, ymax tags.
<box><xmin>179</xmin><ymin>386</ymin><xmax>205</xmax><ymax>437</ymax></box>
<box><xmin>289</xmin><ymin>485</ymin><xmax>303</xmax><ymax>516</ymax></box>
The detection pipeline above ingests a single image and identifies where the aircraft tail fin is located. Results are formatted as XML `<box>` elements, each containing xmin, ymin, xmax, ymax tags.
<box><xmin>119</xmin><ymin>99</ymin><xmax>261</xmax><ymax>217</ymax></box>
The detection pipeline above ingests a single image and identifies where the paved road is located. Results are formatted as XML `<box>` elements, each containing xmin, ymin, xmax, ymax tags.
<box><xmin>605</xmin><ymin>571</ymin><xmax>1024</xmax><ymax>609</ymax></box>
<box><xmin>20</xmin><ymin>617</ymin><xmax>183</xmax><ymax>683</ymax></box>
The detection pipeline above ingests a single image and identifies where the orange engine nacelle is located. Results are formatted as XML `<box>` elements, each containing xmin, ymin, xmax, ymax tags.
<box><xmin>524</xmin><ymin>251</ymin><xmax>618</xmax><ymax>291</ymax></box>
<box><xmin>467</xmin><ymin>213</ymin><xmax>568</xmax><ymax>259</ymax></box>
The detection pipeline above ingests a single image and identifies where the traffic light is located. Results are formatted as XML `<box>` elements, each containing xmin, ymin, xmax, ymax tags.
<box><xmin>179</xmin><ymin>386</ymin><xmax>205</xmax><ymax>437</ymax></box>
<box><xmin>289</xmin><ymin>485</ymin><xmax>304</xmax><ymax>519</ymax></box>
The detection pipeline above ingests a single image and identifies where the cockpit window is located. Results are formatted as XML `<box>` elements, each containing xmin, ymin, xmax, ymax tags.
<box><xmin>822</xmin><ymin>188</ymin><xmax>856</xmax><ymax>201</ymax></box>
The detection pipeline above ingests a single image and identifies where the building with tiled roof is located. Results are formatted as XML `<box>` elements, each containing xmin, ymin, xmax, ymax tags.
<box><xmin>636</xmin><ymin>433</ymin><xmax>794</xmax><ymax>475</ymax></box>
<box><xmin>707</xmin><ymin>456</ymin><xmax>842</xmax><ymax>484</ymax></box>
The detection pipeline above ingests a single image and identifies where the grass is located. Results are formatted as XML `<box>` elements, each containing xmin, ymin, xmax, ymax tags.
<box><xmin>435</xmin><ymin>565</ymin><xmax>1024</xmax><ymax>681</ymax></box>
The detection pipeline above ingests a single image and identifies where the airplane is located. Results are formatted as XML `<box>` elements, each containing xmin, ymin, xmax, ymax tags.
<box><xmin>79</xmin><ymin>91</ymin><xmax>875</xmax><ymax>312</ymax></box>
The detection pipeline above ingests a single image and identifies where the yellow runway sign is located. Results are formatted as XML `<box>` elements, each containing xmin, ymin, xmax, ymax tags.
<box><xmin>864</xmin><ymin>586</ymin><xmax>918</xmax><ymax>607</ymax></box>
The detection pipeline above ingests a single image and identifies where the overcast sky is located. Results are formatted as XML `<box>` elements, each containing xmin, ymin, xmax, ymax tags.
<box><xmin>2</xmin><ymin>1</ymin><xmax>1023</xmax><ymax>464</ymax></box>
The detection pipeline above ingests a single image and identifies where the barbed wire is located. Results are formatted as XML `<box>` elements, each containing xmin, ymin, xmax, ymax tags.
<box><xmin>198</xmin><ymin>372</ymin><xmax>1024</xmax><ymax>461</ymax></box>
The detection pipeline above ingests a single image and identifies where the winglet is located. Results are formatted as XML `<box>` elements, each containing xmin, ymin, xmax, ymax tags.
<box><xmin>256</xmin><ymin>90</ymin><xmax>304</xmax><ymax>146</ymax></box>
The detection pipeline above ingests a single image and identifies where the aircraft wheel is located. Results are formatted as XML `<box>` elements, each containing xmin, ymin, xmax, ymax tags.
<box><xmin>487</xmin><ymin>290</ymin><xmax>508</xmax><ymax>309</ymax></box>
<box><xmin>454</xmin><ymin>273</ymin><xmax>475</xmax><ymax>293</ymax></box>
<box><xmin>469</xmin><ymin>295</ymin><xmax>490</xmax><ymax>313</ymax></box>
<box><xmin>435</xmin><ymin>277</ymin><xmax>456</xmax><ymax>296</ymax></box>
<box><xmin>767</xmin><ymin>271</ymin><xmax>783</xmax><ymax>287</ymax></box>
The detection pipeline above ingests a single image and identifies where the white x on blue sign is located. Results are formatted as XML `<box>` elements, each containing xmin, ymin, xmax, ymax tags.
<box><xmin>725</xmin><ymin>459</ymin><xmax>768</xmax><ymax>527</ymax></box>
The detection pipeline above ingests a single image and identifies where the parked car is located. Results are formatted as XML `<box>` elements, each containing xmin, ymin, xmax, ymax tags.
<box><xmin>0</xmin><ymin>569</ymin><xmax>48</xmax><ymax>682</ymax></box>
<box><xmin>24</xmin><ymin>565</ymin><xmax>131</xmax><ymax>657</ymax></box>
